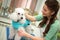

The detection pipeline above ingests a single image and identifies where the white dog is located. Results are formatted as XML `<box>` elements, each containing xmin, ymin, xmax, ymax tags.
<box><xmin>8</xmin><ymin>8</ymin><xmax>33</xmax><ymax>40</ymax></box>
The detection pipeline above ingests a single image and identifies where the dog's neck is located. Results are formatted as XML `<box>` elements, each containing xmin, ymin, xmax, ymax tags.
<box><xmin>19</xmin><ymin>19</ymin><xmax>26</xmax><ymax>24</ymax></box>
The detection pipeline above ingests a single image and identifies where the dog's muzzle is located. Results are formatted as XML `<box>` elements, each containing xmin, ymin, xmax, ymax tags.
<box><xmin>21</xmin><ymin>17</ymin><xmax>23</xmax><ymax>19</ymax></box>
<box><xmin>17</xmin><ymin>20</ymin><xmax>20</xmax><ymax>22</ymax></box>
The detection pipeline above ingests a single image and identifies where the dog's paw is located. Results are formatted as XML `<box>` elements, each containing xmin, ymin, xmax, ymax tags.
<box><xmin>18</xmin><ymin>27</ymin><xmax>25</xmax><ymax>31</ymax></box>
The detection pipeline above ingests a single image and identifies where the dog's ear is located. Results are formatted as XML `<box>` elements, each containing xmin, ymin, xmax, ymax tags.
<box><xmin>8</xmin><ymin>13</ymin><xmax>12</xmax><ymax>19</ymax></box>
<box><xmin>24</xmin><ymin>8</ymin><xmax>32</xmax><ymax>15</ymax></box>
<box><xmin>8</xmin><ymin>14</ymin><xmax>11</xmax><ymax>18</ymax></box>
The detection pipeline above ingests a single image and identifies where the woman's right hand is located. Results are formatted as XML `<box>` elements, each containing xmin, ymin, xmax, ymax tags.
<box><xmin>25</xmin><ymin>10</ymin><xmax>36</xmax><ymax>22</ymax></box>
<box><xmin>25</xmin><ymin>10</ymin><xmax>29</xmax><ymax>15</ymax></box>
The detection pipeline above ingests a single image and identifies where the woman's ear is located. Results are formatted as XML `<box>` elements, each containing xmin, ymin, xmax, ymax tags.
<box><xmin>51</xmin><ymin>11</ymin><xmax>55</xmax><ymax>15</ymax></box>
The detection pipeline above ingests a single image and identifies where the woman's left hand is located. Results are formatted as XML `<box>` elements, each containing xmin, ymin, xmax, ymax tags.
<box><xmin>18</xmin><ymin>29</ymin><xmax>27</xmax><ymax>37</ymax></box>
<box><xmin>32</xmin><ymin>37</ymin><xmax>44</xmax><ymax>40</ymax></box>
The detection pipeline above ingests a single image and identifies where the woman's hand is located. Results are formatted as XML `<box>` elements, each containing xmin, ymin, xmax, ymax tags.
<box><xmin>18</xmin><ymin>29</ymin><xmax>27</xmax><ymax>37</ymax></box>
<box><xmin>25</xmin><ymin>10</ymin><xmax>29</xmax><ymax>15</ymax></box>
<box><xmin>32</xmin><ymin>37</ymin><xmax>44</xmax><ymax>40</ymax></box>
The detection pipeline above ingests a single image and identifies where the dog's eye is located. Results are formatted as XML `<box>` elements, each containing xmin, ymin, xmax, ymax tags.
<box><xmin>18</xmin><ymin>13</ymin><xmax>20</xmax><ymax>15</ymax></box>
<box><xmin>22</xmin><ymin>14</ymin><xmax>23</xmax><ymax>15</ymax></box>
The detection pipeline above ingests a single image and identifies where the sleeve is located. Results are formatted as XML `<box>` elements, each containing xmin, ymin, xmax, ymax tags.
<box><xmin>45</xmin><ymin>21</ymin><xmax>59</xmax><ymax>40</ymax></box>
<box><xmin>35</xmin><ymin>13</ymin><xmax>43</xmax><ymax>21</ymax></box>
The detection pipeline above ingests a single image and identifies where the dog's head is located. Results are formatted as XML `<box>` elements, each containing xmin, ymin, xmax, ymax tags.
<box><xmin>9</xmin><ymin>8</ymin><xmax>26</xmax><ymax>23</ymax></box>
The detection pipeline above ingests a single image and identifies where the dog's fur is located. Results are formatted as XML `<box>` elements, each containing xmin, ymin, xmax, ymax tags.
<box><xmin>8</xmin><ymin>8</ymin><xmax>33</xmax><ymax>40</ymax></box>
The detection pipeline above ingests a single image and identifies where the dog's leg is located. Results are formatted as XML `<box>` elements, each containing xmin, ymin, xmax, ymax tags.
<box><xmin>25</xmin><ymin>25</ymin><xmax>35</xmax><ymax>40</ymax></box>
<box><xmin>18</xmin><ymin>27</ymin><xmax>25</xmax><ymax>31</ymax></box>
<box><xmin>14</xmin><ymin>33</ymin><xmax>21</xmax><ymax>40</ymax></box>
<box><xmin>14</xmin><ymin>27</ymin><xmax>25</xmax><ymax>40</ymax></box>
<box><xmin>8</xmin><ymin>27</ymin><xmax>16</xmax><ymax>39</ymax></box>
<box><xmin>25</xmin><ymin>24</ymin><xmax>33</xmax><ymax>34</ymax></box>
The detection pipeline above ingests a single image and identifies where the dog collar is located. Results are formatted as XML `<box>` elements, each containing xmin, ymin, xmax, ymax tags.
<box><xmin>12</xmin><ymin>19</ymin><xmax>30</xmax><ymax>29</ymax></box>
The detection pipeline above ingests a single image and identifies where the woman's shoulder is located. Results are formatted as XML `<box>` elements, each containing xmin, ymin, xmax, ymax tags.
<box><xmin>51</xmin><ymin>19</ymin><xmax>60</xmax><ymax>29</ymax></box>
<box><xmin>52</xmin><ymin>19</ymin><xmax>59</xmax><ymax>26</ymax></box>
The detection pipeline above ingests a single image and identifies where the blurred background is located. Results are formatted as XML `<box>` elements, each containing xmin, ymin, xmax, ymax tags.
<box><xmin>0</xmin><ymin>0</ymin><xmax>60</xmax><ymax>40</ymax></box>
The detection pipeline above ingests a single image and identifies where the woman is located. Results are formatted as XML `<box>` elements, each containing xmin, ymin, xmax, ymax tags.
<box><xmin>18</xmin><ymin>0</ymin><xmax>60</xmax><ymax>40</ymax></box>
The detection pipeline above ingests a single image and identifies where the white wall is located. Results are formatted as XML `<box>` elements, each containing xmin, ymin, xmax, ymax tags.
<box><xmin>57</xmin><ymin>0</ymin><xmax>60</xmax><ymax>21</ymax></box>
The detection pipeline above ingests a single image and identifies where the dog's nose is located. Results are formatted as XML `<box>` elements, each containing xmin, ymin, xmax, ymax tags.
<box><xmin>21</xmin><ymin>17</ymin><xmax>23</xmax><ymax>19</ymax></box>
<box><xmin>18</xmin><ymin>13</ymin><xmax>20</xmax><ymax>15</ymax></box>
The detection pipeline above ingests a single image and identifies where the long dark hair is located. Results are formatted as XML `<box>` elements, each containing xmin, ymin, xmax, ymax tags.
<box><xmin>38</xmin><ymin>0</ymin><xmax>59</xmax><ymax>36</ymax></box>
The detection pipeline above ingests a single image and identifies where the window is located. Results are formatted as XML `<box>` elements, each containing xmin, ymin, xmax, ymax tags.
<box><xmin>0</xmin><ymin>0</ymin><xmax>37</xmax><ymax>18</ymax></box>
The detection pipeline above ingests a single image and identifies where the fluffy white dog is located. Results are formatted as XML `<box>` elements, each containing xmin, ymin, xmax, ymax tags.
<box><xmin>8</xmin><ymin>8</ymin><xmax>33</xmax><ymax>40</ymax></box>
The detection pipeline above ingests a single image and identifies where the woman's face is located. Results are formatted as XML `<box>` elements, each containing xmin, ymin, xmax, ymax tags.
<box><xmin>42</xmin><ymin>4</ymin><xmax>53</xmax><ymax>17</ymax></box>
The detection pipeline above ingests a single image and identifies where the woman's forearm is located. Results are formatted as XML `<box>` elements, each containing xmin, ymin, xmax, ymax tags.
<box><xmin>25</xmin><ymin>33</ymin><xmax>44</xmax><ymax>40</ymax></box>
<box><xmin>25</xmin><ymin>32</ymin><xmax>34</xmax><ymax>39</ymax></box>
